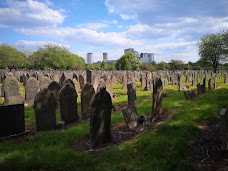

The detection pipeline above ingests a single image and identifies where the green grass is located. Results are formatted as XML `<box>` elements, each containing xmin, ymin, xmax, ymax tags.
<box><xmin>0</xmin><ymin>80</ymin><xmax>228</xmax><ymax>170</ymax></box>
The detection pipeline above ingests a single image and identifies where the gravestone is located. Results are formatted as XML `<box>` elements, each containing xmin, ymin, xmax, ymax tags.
<box><xmin>89</xmin><ymin>87</ymin><xmax>112</xmax><ymax>148</ymax></box>
<box><xmin>81</xmin><ymin>83</ymin><xmax>95</xmax><ymax>120</ymax></box>
<box><xmin>3</xmin><ymin>76</ymin><xmax>24</xmax><ymax>105</ymax></box>
<box><xmin>122</xmin><ymin>75</ymin><xmax>127</xmax><ymax>89</ymax></box>
<box><xmin>25</xmin><ymin>77</ymin><xmax>39</xmax><ymax>106</ymax></box>
<box><xmin>177</xmin><ymin>74</ymin><xmax>183</xmax><ymax>91</ymax></box>
<box><xmin>47</xmin><ymin>81</ymin><xmax>61</xmax><ymax>105</ymax></box>
<box><xmin>224</xmin><ymin>74</ymin><xmax>228</xmax><ymax>84</ymax></box>
<box><xmin>197</xmin><ymin>83</ymin><xmax>202</xmax><ymax>95</ymax></box>
<box><xmin>86</xmin><ymin>69</ymin><xmax>93</xmax><ymax>84</ymax></box>
<box><xmin>62</xmin><ymin>78</ymin><xmax>75</xmax><ymax>89</ymax></box>
<box><xmin>151</xmin><ymin>78</ymin><xmax>163</xmax><ymax>122</ymax></box>
<box><xmin>40</xmin><ymin>76</ymin><xmax>51</xmax><ymax>90</ymax></box>
<box><xmin>122</xmin><ymin>105</ymin><xmax>138</xmax><ymax>129</ymax></box>
<box><xmin>189</xmin><ymin>90</ymin><xmax>196</xmax><ymax>99</ymax></box>
<box><xmin>220</xmin><ymin>108</ymin><xmax>228</xmax><ymax>150</ymax></box>
<box><xmin>106</xmin><ymin>80</ymin><xmax>113</xmax><ymax>99</ymax></box>
<box><xmin>208</xmin><ymin>79</ymin><xmax>212</xmax><ymax>91</ymax></box>
<box><xmin>0</xmin><ymin>104</ymin><xmax>25</xmax><ymax>138</ymax></box>
<box><xmin>59</xmin><ymin>73</ymin><xmax>67</xmax><ymax>87</ymax></box>
<box><xmin>79</xmin><ymin>75</ymin><xmax>85</xmax><ymax>89</ymax></box>
<box><xmin>127</xmin><ymin>82</ymin><xmax>136</xmax><ymax>106</ymax></box>
<box><xmin>34</xmin><ymin>88</ymin><xmax>57</xmax><ymax>132</ymax></box>
<box><xmin>59</xmin><ymin>84</ymin><xmax>79</xmax><ymax>124</ymax></box>
<box><xmin>92</xmin><ymin>75</ymin><xmax>100</xmax><ymax>92</ymax></box>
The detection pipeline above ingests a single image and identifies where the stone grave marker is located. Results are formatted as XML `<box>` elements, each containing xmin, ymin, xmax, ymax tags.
<box><xmin>25</xmin><ymin>77</ymin><xmax>39</xmax><ymax>106</ymax></box>
<box><xmin>81</xmin><ymin>83</ymin><xmax>95</xmax><ymax>120</ymax></box>
<box><xmin>59</xmin><ymin>84</ymin><xmax>79</xmax><ymax>124</ymax></box>
<box><xmin>34</xmin><ymin>88</ymin><xmax>57</xmax><ymax>132</ymax></box>
<box><xmin>47</xmin><ymin>81</ymin><xmax>61</xmax><ymax>106</ymax></box>
<box><xmin>89</xmin><ymin>87</ymin><xmax>112</xmax><ymax>148</ymax></box>
<box><xmin>40</xmin><ymin>76</ymin><xmax>51</xmax><ymax>90</ymax></box>
<box><xmin>122</xmin><ymin>105</ymin><xmax>138</xmax><ymax>129</ymax></box>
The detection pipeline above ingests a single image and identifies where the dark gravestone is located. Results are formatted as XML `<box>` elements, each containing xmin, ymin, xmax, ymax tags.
<box><xmin>0</xmin><ymin>104</ymin><xmax>25</xmax><ymax>138</ymax></box>
<box><xmin>59</xmin><ymin>73</ymin><xmax>67</xmax><ymax>87</ymax></box>
<box><xmin>34</xmin><ymin>88</ymin><xmax>57</xmax><ymax>132</ymax></box>
<box><xmin>3</xmin><ymin>76</ymin><xmax>24</xmax><ymax>105</ymax></box>
<box><xmin>151</xmin><ymin>78</ymin><xmax>163</xmax><ymax>122</ymax></box>
<box><xmin>40</xmin><ymin>76</ymin><xmax>51</xmax><ymax>90</ymax></box>
<box><xmin>189</xmin><ymin>90</ymin><xmax>196</xmax><ymax>99</ymax></box>
<box><xmin>184</xmin><ymin>91</ymin><xmax>190</xmax><ymax>100</ymax></box>
<box><xmin>59</xmin><ymin>84</ymin><xmax>79</xmax><ymax>124</ymax></box>
<box><xmin>86</xmin><ymin>69</ymin><xmax>93</xmax><ymax>84</ymax></box>
<box><xmin>224</xmin><ymin>74</ymin><xmax>228</xmax><ymax>84</ymax></box>
<box><xmin>127</xmin><ymin>82</ymin><xmax>136</xmax><ymax>106</ymax></box>
<box><xmin>62</xmin><ymin>78</ymin><xmax>75</xmax><ymax>89</ymax></box>
<box><xmin>81</xmin><ymin>83</ymin><xmax>95</xmax><ymax>120</ymax></box>
<box><xmin>201</xmin><ymin>77</ymin><xmax>206</xmax><ymax>94</ymax></box>
<box><xmin>25</xmin><ymin>77</ymin><xmax>39</xmax><ymax>106</ymax></box>
<box><xmin>47</xmin><ymin>81</ymin><xmax>61</xmax><ymax>106</ymax></box>
<box><xmin>122</xmin><ymin>105</ymin><xmax>138</xmax><ymax>129</ymax></box>
<box><xmin>89</xmin><ymin>88</ymin><xmax>112</xmax><ymax>148</ymax></box>
<box><xmin>197</xmin><ymin>83</ymin><xmax>202</xmax><ymax>96</ymax></box>
<box><xmin>208</xmin><ymin>79</ymin><xmax>212</xmax><ymax>91</ymax></box>
<box><xmin>177</xmin><ymin>74</ymin><xmax>183</xmax><ymax>91</ymax></box>
<box><xmin>220</xmin><ymin>108</ymin><xmax>228</xmax><ymax>150</ymax></box>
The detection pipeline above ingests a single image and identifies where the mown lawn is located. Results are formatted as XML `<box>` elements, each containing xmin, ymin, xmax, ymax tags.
<box><xmin>0</xmin><ymin>79</ymin><xmax>227</xmax><ymax>171</ymax></box>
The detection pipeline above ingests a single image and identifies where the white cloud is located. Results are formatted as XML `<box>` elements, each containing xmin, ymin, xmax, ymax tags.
<box><xmin>0</xmin><ymin>0</ymin><xmax>65</xmax><ymax>28</ymax></box>
<box><xmin>77</xmin><ymin>23</ymin><xmax>109</xmax><ymax>30</ymax></box>
<box><xmin>17</xmin><ymin>27</ymin><xmax>143</xmax><ymax>47</ymax></box>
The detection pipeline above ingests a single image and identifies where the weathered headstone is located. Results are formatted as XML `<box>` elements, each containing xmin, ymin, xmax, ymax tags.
<box><xmin>40</xmin><ymin>76</ymin><xmax>51</xmax><ymax>90</ymax></box>
<box><xmin>59</xmin><ymin>84</ymin><xmax>79</xmax><ymax>124</ymax></box>
<box><xmin>122</xmin><ymin>105</ymin><xmax>138</xmax><ymax>129</ymax></box>
<box><xmin>81</xmin><ymin>83</ymin><xmax>95</xmax><ymax>120</ymax></box>
<box><xmin>79</xmin><ymin>75</ymin><xmax>85</xmax><ymax>89</ymax></box>
<box><xmin>127</xmin><ymin>82</ymin><xmax>136</xmax><ymax>106</ymax></box>
<box><xmin>47</xmin><ymin>81</ymin><xmax>61</xmax><ymax>105</ymax></box>
<box><xmin>86</xmin><ymin>69</ymin><xmax>93</xmax><ymax>84</ymax></box>
<box><xmin>220</xmin><ymin>108</ymin><xmax>228</xmax><ymax>150</ymax></box>
<box><xmin>151</xmin><ymin>78</ymin><xmax>163</xmax><ymax>122</ymax></box>
<box><xmin>25</xmin><ymin>77</ymin><xmax>39</xmax><ymax>106</ymax></box>
<box><xmin>34</xmin><ymin>88</ymin><xmax>57</xmax><ymax>132</ymax></box>
<box><xmin>122</xmin><ymin>75</ymin><xmax>127</xmax><ymax>89</ymax></box>
<box><xmin>3</xmin><ymin>76</ymin><xmax>24</xmax><ymax>105</ymax></box>
<box><xmin>89</xmin><ymin>88</ymin><xmax>112</xmax><ymax>148</ymax></box>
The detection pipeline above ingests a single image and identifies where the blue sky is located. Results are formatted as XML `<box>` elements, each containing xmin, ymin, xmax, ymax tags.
<box><xmin>0</xmin><ymin>0</ymin><xmax>228</xmax><ymax>63</ymax></box>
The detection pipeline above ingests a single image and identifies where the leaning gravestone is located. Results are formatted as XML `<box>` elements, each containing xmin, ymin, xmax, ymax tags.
<box><xmin>81</xmin><ymin>83</ymin><xmax>95</xmax><ymax>120</ymax></box>
<box><xmin>3</xmin><ymin>76</ymin><xmax>24</xmax><ymax>105</ymax></box>
<box><xmin>151</xmin><ymin>78</ymin><xmax>163</xmax><ymax>122</ymax></box>
<box><xmin>34</xmin><ymin>88</ymin><xmax>57</xmax><ymax>132</ymax></box>
<box><xmin>0</xmin><ymin>103</ymin><xmax>25</xmax><ymax>138</ymax></box>
<box><xmin>25</xmin><ymin>77</ymin><xmax>39</xmax><ymax>106</ymax></box>
<box><xmin>122</xmin><ymin>104</ymin><xmax>138</xmax><ymax>129</ymax></box>
<box><xmin>47</xmin><ymin>81</ymin><xmax>61</xmax><ymax>106</ymax></box>
<box><xmin>127</xmin><ymin>82</ymin><xmax>136</xmax><ymax>106</ymax></box>
<box><xmin>89</xmin><ymin>87</ymin><xmax>112</xmax><ymax>148</ymax></box>
<box><xmin>59</xmin><ymin>84</ymin><xmax>79</xmax><ymax>124</ymax></box>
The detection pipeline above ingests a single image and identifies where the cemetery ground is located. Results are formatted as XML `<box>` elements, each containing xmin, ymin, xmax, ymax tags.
<box><xmin>0</xmin><ymin>80</ymin><xmax>228</xmax><ymax>171</ymax></box>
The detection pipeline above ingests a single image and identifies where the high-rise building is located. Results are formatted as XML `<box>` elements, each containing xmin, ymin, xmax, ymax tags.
<box><xmin>139</xmin><ymin>53</ymin><xmax>155</xmax><ymax>63</ymax></box>
<box><xmin>87</xmin><ymin>53</ymin><xmax>93</xmax><ymax>64</ymax></box>
<box><xmin>103</xmin><ymin>53</ymin><xmax>108</xmax><ymax>62</ymax></box>
<box><xmin>124</xmin><ymin>48</ymin><xmax>135</xmax><ymax>54</ymax></box>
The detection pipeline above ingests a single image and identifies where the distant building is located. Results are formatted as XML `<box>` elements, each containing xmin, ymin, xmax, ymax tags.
<box><xmin>103</xmin><ymin>53</ymin><xmax>108</xmax><ymax>62</ymax></box>
<box><xmin>86</xmin><ymin>53</ymin><xmax>93</xmax><ymax>64</ymax></box>
<box><xmin>139</xmin><ymin>53</ymin><xmax>155</xmax><ymax>63</ymax></box>
<box><xmin>124</xmin><ymin>48</ymin><xmax>135</xmax><ymax>54</ymax></box>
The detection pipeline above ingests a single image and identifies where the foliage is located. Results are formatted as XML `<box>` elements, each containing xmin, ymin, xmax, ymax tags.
<box><xmin>100</xmin><ymin>61</ymin><xmax>109</xmax><ymax>70</ymax></box>
<box><xmin>198</xmin><ymin>31</ymin><xmax>228</xmax><ymax>73</ymax></box>
<box><xmin>169</xmin><ymin>59</ymin><xmax>185</xmax><ymax>70</ymax></box>
<box><xmin>0</xmin><ymin>44</ymin><xmax>28</xmax><ymax>69</ymax></box>
<box><xmin>28</xmin><ymin>43</ymin><xmax>85</xmax><ymax>70</ymax></box>
<box><xmin>140</xmin><ymin>62</ymin><xmax>156</xmax><ymax>71</ymax></box>
<box><xmin>156</xmin><ymin>61</ymin><xmax>169</xmax><ymax>70</ymax></box>
<box><xmin>115</xmin><ymin>53</ymin><xmax>141</xmax><ymax>70</ymax></box>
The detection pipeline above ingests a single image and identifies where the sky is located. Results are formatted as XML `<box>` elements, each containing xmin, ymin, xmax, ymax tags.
<box><xmin>0</xmin><ymin>0</ymin><xmax>228</xmax><ymax>63</ymax></box>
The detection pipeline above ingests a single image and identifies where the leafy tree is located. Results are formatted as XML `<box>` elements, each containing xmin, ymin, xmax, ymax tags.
<box><xmin>115</xmin><ymin>53</ymin><xmax>141</xmax><ymax>70</ymax></box>
<box><xmin>140</xmin><ymin>63</ymin><xmax>156</xmax><ymax>71</ymax></box>
<box><xmin>0</xmin><ymin>44</ymin><xmax>28</xmax><ymax>69</ymax></box>
<box><xmin>156</xmin><ymin>61</ymin><xmax>169</xmax><ymax>70</ymax></box>
<box><xmin>198</xmin><ymin>31</ymin><xmax>228</xmax><ymax>73</ymax></box>
<box><xmin>28</xmin><ymin>43</ymin><xmax>85</xmax><ymax>69</ymax></box>
<box><xmin>100</xmin><ymin>61</ymin><xmax>109</xmax><ymax>70</ymax></box>
<box><xmin>169</xmin><ymin>59</ymin><xmax>185</xmax><ymax>70</ymax></box>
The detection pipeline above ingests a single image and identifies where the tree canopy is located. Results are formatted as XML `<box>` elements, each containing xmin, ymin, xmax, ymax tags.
<box><xmin>115</xmin><ymin>53</ymin><xmax>141</xmax><ymax>70</ymax></box>
<box><xmin>0</xmin><ymin>44</ymin><xmax>27</xmax><ymax>69</ymax></box>
<box><xmin>28</xmin><ymin>43</ymin><xmax>85</xmax><ymax>69</ymax></box>
<box><xmin>198</xmin><ymin>31</ymin><xmax>228</xmax><ymax>73</ymax></box>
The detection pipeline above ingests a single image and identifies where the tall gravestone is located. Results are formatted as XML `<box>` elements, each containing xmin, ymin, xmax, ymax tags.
<box><xmin>106</xmin><ymin>80</ymin><xmax>113</xmax><ymax>99</ymax></box>
<box><xmin>151</xmin><ymin>78</ymin><xmax>163</xmax><ymax>122</ymax></box>
<box><xmin>34</xmin><ymin>88</ymin><xmax>57</xmax><ymax>132</ymax></box>
<box><xmin>59</xmin><ymin>84</ymin><xmax>79</xmax><ymax>124</ymax></box>
<box><xmin>81</xmin><ymin>83</ymin><xmax>95</xmax><ymax>120</ymax></box>
<box><xmin>127</xmin><ymin>82</ymin><xmax>136</xmax><ymax>106</ymax></box>
<box><xmin>86</xmin><ymin>69</ymin><xmax>93</xmax><ymax>84</ymax></box>
<box><xmin>59</xmin><ymin>73</ymin><xmax>67</xmax><ymax>87</ymax></box>
<box><xmin>89</xmin><ymin>88</ymin><xmax>112</xmax><ymax>148</ymax></box>
<box><xmin>122</xmin><ymin>75</ymin><xmax>127</xmax><ymax>89</ymax></box>
<box><xmin>47</xmin><ymin>81</ymin><xmax>61</xmax><ymax>106</ymax></box>
<box><xmin>79</xmin><ymin>75</ymin><xmax>85</xmax><ymax>89</ymax></box>
<box><xmin>25</xmin><ymin>77</ymin><xmax>39</xmax><ymax>106</ymax></box>
<box><xmin>40</xmin><ymin>76</ymin><xmax>51</xmax><ymax>90</ymax></box>
<box><xmin>3</xmin><ymin>76</ymin><xmax>24</xmax><ymax>105</ymax></box>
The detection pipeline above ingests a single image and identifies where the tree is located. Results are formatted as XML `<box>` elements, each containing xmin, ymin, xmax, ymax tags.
<box><xmin>28</xmin><ymin>43</ymin><xmax>85</xmax><ymax>69</ymax></box>
<box><xmin>115</xmin><ymin>53</ymin><xmax>141</xmax><ymax>70</ymax></box>
<box><xmin>198</xmin><ymin>31</ymin><xmax>228</xmax><ymax>73</ymax></box>
<box><xmin>156</xmin><ymin>61</ymin><xmax>169</xmax><ymax>70</ymax></box>
<box><xmin>169</xmin><ymin>59</ymin><xmax>184</xmax><ymax>70</ymax></box>
<box><xmin>100</xmin><ymin>61</ymin><xmax>109</xmax><ymax>70</ymax></box>
<box><xmin>0</xmin><ymin>44</ymin><xmax>28</xmax><ymax>69</ymax></box>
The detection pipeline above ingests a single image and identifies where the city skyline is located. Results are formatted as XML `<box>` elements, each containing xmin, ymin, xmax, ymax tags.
<box><xmin>0</xmin><ymin>0</ymin><xmax>228</xmax><ymax>63</ymax></box>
